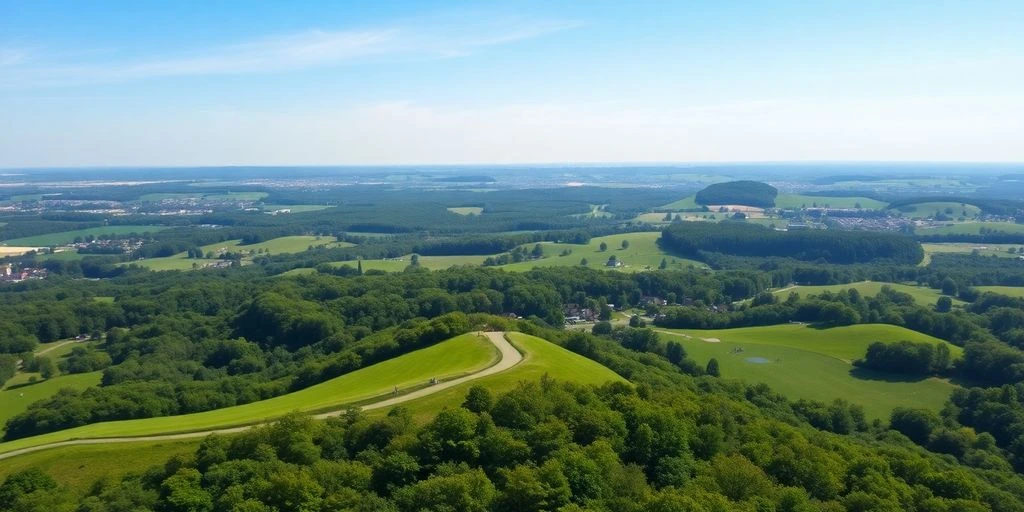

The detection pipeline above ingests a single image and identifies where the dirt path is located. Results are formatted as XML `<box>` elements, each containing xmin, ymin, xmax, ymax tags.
<box><xmin>35</xmin><ymin>339</ymin><xmax>79</xmax><ymax>357</ymax></box>
<box><xmin>0</xmin><ymin>332</ymin><xmax>523</xmax><ymax>461</ymax></box>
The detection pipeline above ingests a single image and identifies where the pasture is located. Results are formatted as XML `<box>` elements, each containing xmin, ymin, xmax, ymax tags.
<box><xmin>0</xmin><ymin>333</ymin><xmax>499</xmax><ymax>454</ymax></box>
<box><xmin>333</xmin><ymin>255</ymin><xmax>491</xmax><ymax>273</ymax></box>
<box><xmin>3</xmin><ymin>225</ymin><xmax>169</xmax><ymax>246</ymax></box>
<box><xmin>657</xmin><ymin>324</ymin><xmax>961</xmax><ymax>419</ymax></box>
<box><xmin>129</xmin><ymin>235</ymin><xmax>354</xmax><ymax>271</ymax></box>
<box><xmin>262</xmin><ymin>204</ymin><xmax>333</xmax><ymax>213</ymax></box>
<box><xmin>660</xmin><ymin>195</ymin><xmax>700</xmax><ymax>210</ymax></box>
<box><xmin>773</xmin><ymin>281</ymin><xmax>960</xmax><ymax>307</ymax></box>
<box><xmin>922</xmin><ymin>243</ymin><xmax>1022</xmax><ymax>259</ymax></box>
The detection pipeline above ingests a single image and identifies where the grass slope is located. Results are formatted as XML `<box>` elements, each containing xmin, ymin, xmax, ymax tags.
<box><xmin>976</xmin><ymin>286</ymin><xmax>1024</xmax><ymax>298</ymax></box>
<box><xmin>0</xmin><ymin>372</ymin><xmax>103</xmax><ymax>428</ymax></box>
<box><xmin>377</xmin><ymin>332</ymin><xmax>627</xmax><ymax>423</ymax></box>
<box><xmin>4</xmin><ymin>226</ymin><xmax>170</xmax><ymax>246</ymax></box>
<box><xmin>130</xmin><ymin>235</ymin><xmax>354</xmax><ymax>271</ymax></box>
<box><xmin>773</xmin><ymin>281</ymin><xmax>960</xmax><ymax>307</ymax></box>
<box><xmin>0</xmin><ymin>333</ymin><xmax>498</xmax><ymax>454</ymax></box>
<box><xmin>447</xmin><ymin>207</ymin><xmax>484</xmax><ymax>216</ymax></box>
<box><xmin>657</xmin><ymin>324</ymin><xmax>960</xmax><ymax>419</ymax></box>
<box><xmin>894</xmin><ymin>202</ymin><xmax>981</xmax><ymax>218</ymax></box>
<box><xmin>917</xmin><ymin>222</ymin><xmax>1024</xmax><ymax>236</ymax></box>
<box><xmin>0</xmin><ymin>439</ymin><xmax>201</xmax><ymax>495</ymax></box>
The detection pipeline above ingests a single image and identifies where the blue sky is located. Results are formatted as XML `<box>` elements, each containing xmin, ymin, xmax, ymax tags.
<box><xmin>2</xmin><ymin>0</ymin><xmax>1023</xmax><ymax>166</ymax></box>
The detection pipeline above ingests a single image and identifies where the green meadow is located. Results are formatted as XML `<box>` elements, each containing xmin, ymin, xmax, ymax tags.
<box><xmin>0</xmin><ymin>333</ymin><xmax>498</xmax><ymax>454</ymax></box>
<box><xmin>773</xmin><ymin>281</ymin><xmax>960</xmax><ymax>307</ymax></box>
<box><xmin>3</xmin><ymin>225</ymin><xmax>170</xmax><ymax>246</ymax></box>
<box><xmin>0</xmin><ymin>372</ymin><xmax>103</xmax><ymax>428</ymax></box>
<box><xmin>894</xmin><ymin>201</ymin><xmax>981</xmax><ymax>218</ymax></box>
<box><xmin>500</xmin><ymin>232</ymin><xmax>708</xmax><ymax>272</ymax></box>
<box><xmin>774</xmin><ymin>194</ymin><xmax>888</xmax><ymax>210</ymax></box>
<box><xmin>447</xmin><ymin>206</ymin><xmax>484</xmax><ymax>215</ymax></box>
<box><xmin>129</xmin><ymin>235</ymin><xmax>354</xmax><ymax>271</ymax></box>
<box><xmin>975</xmin><ymin>286</ymin><xmax>1024</xmax><ymax>298</ymax></box>
<box><xmin>657</xmin><ymin>323</ymin><xmax>961</xmax><ymax>419</ymax></box>
<box><xmin>917</xmin><ymin>222</ymin><xmax>1024</xmax><ymax>236</ymax></box>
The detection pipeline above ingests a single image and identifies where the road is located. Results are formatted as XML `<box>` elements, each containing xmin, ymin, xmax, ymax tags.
<box><xmin>0</xmin><ymin>331</ymin><xmax>522</xmax><ymax>461</ymax></box>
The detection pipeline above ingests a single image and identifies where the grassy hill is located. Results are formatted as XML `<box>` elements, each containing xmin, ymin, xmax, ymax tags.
<box><xmin>893</xmin><ymin>201</ymin><xmax>982</xmax><ymax>218</ymax></box>
<box><xmin>499</xmin><ymin>232</ymin><xmax>707</xmax><ymax>272</ymax></box>
<box><xmin>657</xmin><ymin>324</ymin><xmax>961</xmax><ymax>419</ymax></box>
<box><xmin>917</xmin><ymin>221</ymin><xmax>1024</xmax><ymax>236</ymax></box>
<box><xmin>373</xmin><ymin>332</ymin><xmax>627</xmax><ymax>423</ymax></box>
<box><xmin>0</xmin><ymin>372</ymin><xmax>103</xmax><ymax>428</ymax></box>
<box><xmin>0</xmin><ymin>333</ymin><xmax>499</xmax><ymax>455</ymax></box>
<box><xmin>773</xmin><ymin>281</ymin><xmax>959</xmax><ymax>307</ymax></box>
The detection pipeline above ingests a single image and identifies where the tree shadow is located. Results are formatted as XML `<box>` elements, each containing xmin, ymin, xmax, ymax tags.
<box><xmin>849</xmin><ymin>367</ymin><xmax>931</xmax><ymax>383</ymax></box>
<box><xmin>4</xmin><ymin>378</ymin><xmax>48</xmax><ymax>391</ymax></box>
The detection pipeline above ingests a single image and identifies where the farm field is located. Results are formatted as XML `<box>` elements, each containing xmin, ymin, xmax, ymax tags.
<box><xmin>0</xmin><ymin>372</ymin><xmax>103</xmax><ymax>428</ymax></box>
<box><xmin>333</xmin><ymin>254</ymin><xmax>491</xmax><ymax>272</ymax></box>
<box><xmin>894</xmin><ymin>201</ymin><xmax>981</xmax><ymax>218</ymax></box>
<box><xmin>3</xmin><ymin>225</ymin><xmax>170</xmax><ymax>246</ymax></box>
<box><xmin>447</xmin><ymin>206</ymin><xmax>484</xmax><ymax>215</ymax></box>
<box><xmin>0</xmin><ymin>439</ymin><xmax>202</xmax><ymax>495</ymax></box>
<box><xmin>773</xmin><ymin>281</ymin><xmax>960</xmax><ymax>306</ymax></box>
<box><xmin>921</xmin><ymin>243</ymin><xmax>1022</xmax><ymax>265</ymax></box>
<box><xmin>375</xmin><ymin>332</ymin><xmax>627</xmax><ymax>423</ymax></box>
<box><xmin>501</xmin><ymin>232</ymin><xmax>708</xmax><ymax>272</ymax></box>
<box><xmin>976</xmin><ymin>286</ymin><xmax>1024</xmax><ymax>298</ymax></box>
<box><xmin>0</xmin><ymin>333</ymin><xmax>499</xmax><ymax>454</ymax></box>
<box><xmin>137</xmin><ymin>191</ymin><xmax>268</xmax><ymax>201</ymax></box>
<box><xmin>660</xmin><ymin>195</ymin><xmax>699</xmax><ymax>210</ymax></box>
<box><xmin>0</xmin><ymin>246</ymin><xmax>40</xmax><ymax>257</ymax></box>
<box><xmin>128</xmin><ymin>235</ymin><xmax>354</xmax><ymax>271</ymax></box>
<box><xmin>917</xmin><ymin>222</ymin><xmax>1024</xmax><ymax>236</ymax></box>
<box><xmin>657</xmin><ymin>324</ymin><xmax>961</xmax><ymax>419</ymax></box>
<box><xmin>774</xmin><ymin>194</ymin><xmax>887</xmax><ymax>210</ymax></box>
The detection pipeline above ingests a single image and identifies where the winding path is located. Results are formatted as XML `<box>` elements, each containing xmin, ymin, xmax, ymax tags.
<box><xmin>0</xmin><ymin>332</ymin><xmax>522</xmax><ymax>461</ymax></box>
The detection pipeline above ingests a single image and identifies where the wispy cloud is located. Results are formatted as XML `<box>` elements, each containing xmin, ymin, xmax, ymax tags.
<box><xmin>0</xmin><ymin>17</ymin><xmax>580</xmax><ymax>89</ymax></box>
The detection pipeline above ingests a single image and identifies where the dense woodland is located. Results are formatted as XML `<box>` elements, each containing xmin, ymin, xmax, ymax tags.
<box><xmin>693</xmin><ymin>180</ymin><xmax>779</xmax><ymax>208</ymax></box>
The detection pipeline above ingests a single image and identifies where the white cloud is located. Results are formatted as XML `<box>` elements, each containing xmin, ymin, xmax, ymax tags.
<box><xmin>0</xmin><ymin>18</ymin><xmax>580</xmax><ymax>88</ymax></box>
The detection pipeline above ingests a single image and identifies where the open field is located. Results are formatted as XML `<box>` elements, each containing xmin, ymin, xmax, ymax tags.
<box><xmin>129</xmin><ymin>235</ymin><xmax>354</xmax><ymax>271</ymax></box>
<box><xmin>657</xmin><ymin>324</ymin><xmax>961</xmax><ymax>419</ymax></box>
<box><xmin>660</xmin><ymin>195</ymin><xmax>700</xmax><ymax>210</ymax></box>
<box><xmin>0</xmin><ymin>372</ymin><xmax>103</xmax><ymax>428</ymax></box>
<box><xmin>894</xmin><ymin>201</ymin><xmax>981</xmax><ymax>218</ymax></box>
<box><xmin>917</xmin><ymin>222</ymin><xmax>1024</xmax><ymax>236</ymax></box>
<box><xmin>137</xmin><ymin>191</ymin><xmax>268</xmax><ymax>202</ymax></box>
<box><xmin>976</xmin><ymin>286</ymin><xmax>1024</xmax><ymax>298</ymax></box>
<box><xmin>501</xmin><ymin>232</ymin><xmax>708</xmax><ymax>272</ymax></box>
<box><xmin>0</xmin><ymin>246</ymin><xmax>40</xmax><ymax>256</ymax></box>
<box><xmin>333</xmin><ymin>254</ymin><xmax>491</xmax><ymax>272</ymax></box>
<box><xmin>571</xmin><ymin>204</ymin><xmax>613</xmax><ymax>218</ymax></box>
<box><xmin>447</xmin><ymin>206</ymin><xmax>484</xmax><ymax>215</ymax></box>
<box><xmin>774</xmin><ymin>194</ymin><xmax>887</xmax><ymax>210</ymax></box>
<box><xmin>922</xmin><ymin>243</ymin><xmax>1023</xmax><ymax>265</ymax></box>
<box><xmin>373</xmin><ymin>332</ymin><xmax>627</xmax><ymax>423</ymax></box>
<box><xmin>0</xmin><ymin>333</ymin><xmax>498</xmax><ymax>454</ymax></box>
<box><xmin>3</xmin><ymin>225</ymin><xmax>170</xmax><ymax>246</ymax></box>
<box><xmin>773</xmin><ymin>281</ymin><xmax>961</xmax><ymax>307</ymax></box>
<box><xmin>0</xmin><ymin>439</ymin><xmax>201</xmax><ymax>495</ymax></box>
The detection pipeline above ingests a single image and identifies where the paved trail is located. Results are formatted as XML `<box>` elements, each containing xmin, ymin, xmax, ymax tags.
<box><xmin>0</xmin><ymin>332</ymin><xmax>522</xmax><ymax>461</ymax></box>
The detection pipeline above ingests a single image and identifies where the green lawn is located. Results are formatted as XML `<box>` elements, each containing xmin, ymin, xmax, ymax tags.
<box><xmin>773</xmin><ymin>281</ymin><xmax>960</xmax><ymax>307</ymax></box>
<box><xmin>894</xmin><ymin>201</ymin><xmax>981</xmax><ymax>218</ymax></box>
<box><xmin>0</xmin><ymin>333</ymin><xmax>499</xmax><ymax>454</ymax></box>
<box><xmin>0</xmin><ymin>439</ymin><xmax>202</xmax><ymax>495</ymax></box>
<box><xmin>975</xmin><ymin>286</ymin><xmax>1024</xmax><ymax>298</ymax></box>
<box><xmin>774</xmin><ymin>194</ymin><xmax>887</xmax><ymax>210</ymax></box>
<box><xmin>447</xmin><ymin>206</ymin><xmax>484</xmax><ymax>216</ymax></box>
<box><xmin>376</xmin><ymin>332</ymin><xmax>627</xmax><ymax>424</ymax></box>
<box><xmin>500</xmin><ymin>232</ymin><xmax>708</xmax><ymax>272</ymax></box>
<box><xmin>3</xmin><ymin>225</ymin><xmax>170</xmax><ymax>246</ymax></box>
<box><xmin>917</xmin><ymin>222</ymin><xmax>1024</xmax><ymax>236</ymax></box>
<box><xmin>922</xmin><ymin>243</ymin><xmax>1022</xmax><ymax>265</ymax></box>
<box><xmin>0</xmin><ymin>372</ymin><xmax>103</xmax><ymax>428</ymax></box>
<box><xmin>333</xmin><ymin>255</ymin><xmax>491</xmax><ymax>273</ymax></box>
<box><xmin>657</xmin><ymin>324</ymin><xmax>961</xmax><ymax>419</ymax></box>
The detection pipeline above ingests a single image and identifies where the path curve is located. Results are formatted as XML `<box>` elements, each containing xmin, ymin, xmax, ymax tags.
<box><xmin>0</xmin><ymin>332</ymin><xmax>522</xmax><ymax>461</ymax></box>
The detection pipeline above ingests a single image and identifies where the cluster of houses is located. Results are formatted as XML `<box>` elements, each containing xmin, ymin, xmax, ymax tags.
<box><xmin>1</xmin><ymin>264</ymin><xmax>47</xmax><ymax>282</ymax></box>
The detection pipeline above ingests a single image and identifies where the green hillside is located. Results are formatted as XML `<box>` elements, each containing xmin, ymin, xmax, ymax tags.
<box><xmin>657</xmin><ymin>324</ymin><xmax>961</xmax><ymax>419</ymax></box>
<box><xmin>773</xmin><ymin>281</ymin><xmax>960</xmax><ymax>306</ymax></box>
